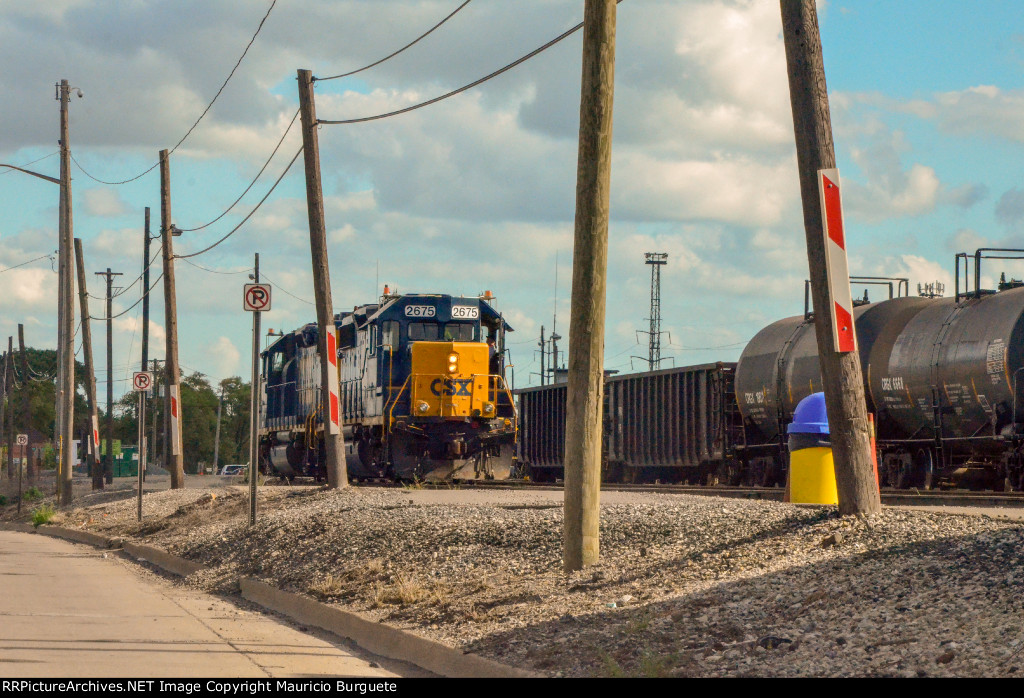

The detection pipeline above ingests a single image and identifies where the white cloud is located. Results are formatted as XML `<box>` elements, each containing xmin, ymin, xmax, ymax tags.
<box><xmin>204</xmin><ymin>336</ymin><xmax>240</xmax><ymax>378</ymax></box>
<box><xmin>82</xmin><ymin>188</ymin><xmax>131</xmax><ymax>217</ymax></box>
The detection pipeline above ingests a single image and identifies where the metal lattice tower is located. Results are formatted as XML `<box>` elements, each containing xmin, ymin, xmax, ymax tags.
<box><xmin>645</xmin><ymin>252</ymin><xmax>668</xmax><ymax>370</ymax></box>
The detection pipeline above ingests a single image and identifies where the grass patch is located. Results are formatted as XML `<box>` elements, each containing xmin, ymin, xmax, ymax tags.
<box><xmin>22</xmin><ymin>486</ymin><xmax>43</xmax><ymax>502</ymax></box>
<box><xmin>31</xmin><ymin>504</ymin><xmax>56</xmax><ymax>528</ymax></box>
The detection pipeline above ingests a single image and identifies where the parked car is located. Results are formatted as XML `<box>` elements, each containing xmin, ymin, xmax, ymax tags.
<box><xmin>219</xmin><ymin>464</ymin><xmax>246</xmax><ymax>476</ymax></box>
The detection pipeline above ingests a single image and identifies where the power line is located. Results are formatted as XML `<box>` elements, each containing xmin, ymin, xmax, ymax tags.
<box><xmin>69</xmin><ymin>0</ymin><xmax>278</xmax><ymax>186</ymax></box>
<box><xmin>179</xmin><ymin>258</ymin><xmax>253</xmax><ymax>275</ymax></box>
<box><xmin>259</xmin><ymin>272</ymin><xmax>314</xmax><ymax>305</ymax></box>
<box><xmin>174</xmin><ymin>145</ymin><xmax>304</xmax><ymax>260</ymax></box>
<box><xmin>91</xmin><ymin>272</ymin><xmax>164</xmax><ymax>321</ymax></box>
<box><xmin>0</xmin><ymin>252</ymin><xmax>57</xmax><ymax>274</ymax></box>
<box><xmin>315</xmin><ymin>1</ymin><xmax>473</xmax><ymax>82</ymax></box>
<box><xmin>178</xmin><ymin>108</ymin><xmax>300</xmax><ymax>232</ymax></box>
<box><xmin>0</xmin><ymin>151</ymin><xmax>58</xmax><ymax>179</ymax></box>
<box><xmin>317</xmin><ymin>3</ymin><xmax>620</xmax><ymax>126</ymax></box>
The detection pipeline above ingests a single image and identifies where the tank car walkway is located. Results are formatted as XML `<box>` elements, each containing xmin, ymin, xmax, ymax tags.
<box><xmin>0</xmin><ymin>531</ymin><xmax>424</xmax><ymax>678</ymax></box>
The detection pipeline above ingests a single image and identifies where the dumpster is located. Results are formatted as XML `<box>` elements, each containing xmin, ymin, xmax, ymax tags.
<box><xmin>787</xmin><ymin>392</ymin><xmax>837</xmax><ymax>505</ymax></box>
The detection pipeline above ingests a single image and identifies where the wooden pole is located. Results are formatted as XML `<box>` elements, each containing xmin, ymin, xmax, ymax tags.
<box><xmin>212</xmin><ymin>385</ymin><xmax>223</xmax><ymax>474</ymax></box>
<box><xmin>16</xmin><ymin>325</ymin><xmax>34</xmax><ymax>482</ymax></box>
<box><xmin>159</xmin><ymin>150</ymin><xmax>185</xmax><ymax>488</ymax></box>
<box><xmin>563</xmin><ymin>0</ymin><xmax>617</xmax><ymax>572</ymax></box>
<box><xmin>297</xmin><ymin>68</ymin><xmax>347</xmax><ymax>489</ymax></box>
<box><xmin>74</xmin><ymin>239</ymin><xmax>103</xmax><ymax>490</ymax></box>
<box><xmin>0</xmin><ymin>348</ymin><xmax>7</xmax><ymax>482</ymax></box>
<box><xmin>6</xmin><ymin>338</ymin><xmax>14</xmax><ymax>497</ymax></box>
<box><xmin>141</xmin><ymin>207</ymin><xmax>151</xmax><ymax>473</ymax></box>
<box><xmin>58</xmin><ymin>79</ymin><xmax>76</xmax><ymax>505</ymax></box>
<box><xmin>780</xmin><ymin>0</ymin><xmax>880</xmax><ymax>515</ymax></box>
<box><xmin>95</xmin><ymin>268</ymin><xmax>122</xmax><ymax>484</ymax></box>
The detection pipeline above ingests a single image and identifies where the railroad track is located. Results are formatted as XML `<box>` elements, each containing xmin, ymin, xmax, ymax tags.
<box><xmin>431</xmin><ymin>479</ymin><xmax>1024</xmax><ymax>509</ymax></box>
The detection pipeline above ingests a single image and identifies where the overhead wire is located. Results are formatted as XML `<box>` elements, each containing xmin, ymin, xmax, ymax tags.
<box><xmin>178</xmin><ymin>108</ymin><xmax>301</xmax><ymax>232</ymax></box>
<box><xmin>0</xmin><ymin>252</ymin><xmax>58</xmax><ymax>274</ymax></box>
<box><xmin>174</xmin><ymin>145</ymin><xmax>304</xmax><ymax>260</ymax></box>
<box><xmin>69</xmin><ymin>0</ymin><xmax>278</xmax><ymax>186</ymax></box>
<box><xmin>315</xmin><ymin>1</ymin><xmax>473</xmax><ymax>81</ymax></box>
<box><xmin>179</xmin><ymin>258</ymin><xmax>254</xmax><ymax>275</ymax></box>
<box><xmin>0</xmin><ymin>151</ymin><xmax>58</xmax><ymax>179</ymax></box>
<box><xmin>91</xmin><ymin>272</ymin><xmax>164</xmax><ymax>321</ymax></box>
<box><xmin>316</xmin><ymin>2</ymin><xmax>626</xmax><ymax>126</ymax></box>
<box><xmin>259</xmin><ymin>272</ymin><xmax>314</xmax><ymax>305</ymax></box>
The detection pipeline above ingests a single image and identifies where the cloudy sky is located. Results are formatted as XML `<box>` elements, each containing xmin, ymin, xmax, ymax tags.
<box><xmin>1</xmin><ymin>0</ymin><xmax>1023</xmax><ymax>402</ymax></box>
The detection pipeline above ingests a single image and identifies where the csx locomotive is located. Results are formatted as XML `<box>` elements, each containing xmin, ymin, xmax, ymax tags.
<box><xmin>259</xmin><ymin>291</ymin><xmax>516</xmax><ymax>481</ymax></box>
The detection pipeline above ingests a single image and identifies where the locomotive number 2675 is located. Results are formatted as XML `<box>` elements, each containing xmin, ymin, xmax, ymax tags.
<box><xmin>405</xmin><ymin>305</ymin><xmax>436</xmax><ymax>317</ymax></box>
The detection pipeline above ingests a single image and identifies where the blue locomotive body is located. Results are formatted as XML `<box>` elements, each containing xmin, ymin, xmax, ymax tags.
<box><xmin>259</xmin><ymin>292</ymin><xmax>516</xmax><ymax>481</ymax></box>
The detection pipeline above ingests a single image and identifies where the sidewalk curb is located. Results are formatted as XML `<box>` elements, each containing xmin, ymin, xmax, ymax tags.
<box><xmin>2</xmin><ymin>524</ymin><xmax>539</xmax><ymax>678</ymax></box>
<box><xmin>239</xmin><ymin>578</ymin><xmax>540</xmax><ymax>679</ymax></box>
<box><xmin>122</xmin><ymin>541</ymin><xmax>207</xmax><ymax>577</ymax></box>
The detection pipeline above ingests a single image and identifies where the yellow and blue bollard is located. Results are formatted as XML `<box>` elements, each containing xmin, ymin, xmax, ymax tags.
<box><xmin>787</xmin><ymin>392</ymin><xmax>838</xmax><ymax>505</ymax></box>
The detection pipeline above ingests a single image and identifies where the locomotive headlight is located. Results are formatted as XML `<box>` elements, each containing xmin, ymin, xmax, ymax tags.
<box><xmin>483</xmin><ymin>402</ymin><xmax>495</xmax><ymax>414</ymax></box>
<box><xmin>447</xmin><ymin>353</ymin><xmax>459</xmax><ymax>374</ymax></box>
<box><xmin>417</xmin><ymin>401</ymin><xmax>430</xmax><ymax>413</ymax></box>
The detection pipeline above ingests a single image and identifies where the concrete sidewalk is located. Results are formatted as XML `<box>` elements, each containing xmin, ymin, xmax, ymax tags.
<box><xmin>0</xmin><ymin>531</ymin><xmax>427</xmax><ymax>678</ymax></box>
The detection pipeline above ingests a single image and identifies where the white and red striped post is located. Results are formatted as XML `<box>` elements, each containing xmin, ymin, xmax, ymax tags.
<box><xmin>817</xmin><ymin>168</ymin><xmax>857</xmax><ymax>353</ymax></box>
<box><xmin>325</xmin><ymin>330</ymin><xmax>340</xmax><ymax>434</ymax></box>
<box><xmin>169</xmin><ymin>384</ymin><xmax>182</xmax><ymax>456</ymax></box>
<box><xmin>91</xmin><ymin>414</ymin><xmax>101</xmax><ymax>467</ymax></box>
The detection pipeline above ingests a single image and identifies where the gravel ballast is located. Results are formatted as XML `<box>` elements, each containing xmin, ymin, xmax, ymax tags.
<box><xmin>6</xmin><ymin>478</ymin><xmax>1024</xmax><ymax>677</ymax></box>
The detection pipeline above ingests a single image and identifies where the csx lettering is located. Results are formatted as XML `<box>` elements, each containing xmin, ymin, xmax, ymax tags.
<box><xmin>430</xmin><ymin>378</ymin><xmax>472</xmax><ymax>397</ymax></box>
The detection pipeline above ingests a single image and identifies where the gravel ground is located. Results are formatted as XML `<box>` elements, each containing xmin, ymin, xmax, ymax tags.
<box><xmin>4</xmin><ymin>477</ymin><xmax>1024</xmax><ymax>677</ymax></box>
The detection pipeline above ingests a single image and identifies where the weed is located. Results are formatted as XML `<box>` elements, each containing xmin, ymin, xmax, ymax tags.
<box><xmin>31</xmin><ymin>504</ymin><xmax>56</xmax><ymax>528</ymax></box>
<box><xmin>0</xmin><ymin>494</ymin><xmax>7</xmax><ymax>506</ymax></box>
<box><xmin>637</xmin><ymin>651</ymin><xmax>672</xmax><ymax>678</ymax></box>
<box><xmin>22</xmin><ymin>486</ymin><xmax>43</xmax><ymax>502</ymax></box>
<box><xmin>401</xmin><ymin>479</ymin><xmax>424</xmax><ymax>491</ymax></box>
<box><xmin>597</xmin><ymin>649</ymin><xmax>626</xmax><ymax>678</ymax></box>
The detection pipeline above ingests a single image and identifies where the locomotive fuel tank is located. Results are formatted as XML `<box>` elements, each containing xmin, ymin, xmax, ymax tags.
<box><xmin>870</xmin><ymin>286</ymin><xmax>1024</xmax><ymax>449</ymax></box>
<box><xmin>736</xmin><ymin>296</ymin><xmax>936</xmax><ymax>445</ymax></box>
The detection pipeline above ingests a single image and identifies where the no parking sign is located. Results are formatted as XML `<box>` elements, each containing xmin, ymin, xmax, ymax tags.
<box><xmin>244</xmin><ymin>284</ymin><xmax>272</xmax><ymax>312</ymax></box>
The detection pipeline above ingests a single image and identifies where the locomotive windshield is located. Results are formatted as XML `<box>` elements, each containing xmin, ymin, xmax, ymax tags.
<box><xmin>407</xmin><ymin>322</ymin><xmax>479</xmax><ymax>342</ymax></box>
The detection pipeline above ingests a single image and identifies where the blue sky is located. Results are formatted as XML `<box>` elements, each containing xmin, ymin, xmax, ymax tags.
<box><xmin>1</xmin><ymin>0</ymin><xmax>1023</xmax><ymax>405</ymax></box>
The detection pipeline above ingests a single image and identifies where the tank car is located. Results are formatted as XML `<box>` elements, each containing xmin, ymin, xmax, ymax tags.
<box><xmin>260</xmin><ymin>291</ymin><xmax>517</xmax><ymax>481</ymax></box>
<box><xmin>737</xmin><ymin>250</ymin><xmax>1024</xmax><ymax>490</ymax></box>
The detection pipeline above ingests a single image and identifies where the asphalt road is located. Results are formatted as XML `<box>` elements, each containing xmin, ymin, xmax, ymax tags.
<box><xmin>0</xmin><ymin>531</ymin><xmax>428</xmax><ymax>678</ymax></box>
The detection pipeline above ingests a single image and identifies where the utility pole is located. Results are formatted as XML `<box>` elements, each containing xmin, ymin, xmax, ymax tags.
<box><xmin>75</xmin><ymin>239</ymin><xmax>103</xmax><ymax>490</ymax></box>
<box><xmin>159</xmin><ymin>150</ymin><xmax>185</xmax><ymax>488</ymax></box>
<box><xmin>780</xmin><ymin>0</ymin><xmax>880</xmax><ymax>515</ymax></box>
<box><xmin>0</xmin><ymin>345</ymin><xmax>6</xmax><ymax>478</ymax></box>
<box><xmin>57</xmin><ymin>79</ymin><xmax>77</xmax><ymax>506</ymax></box>
<box><xmin>17</xmin><ymin>325</ymin><xmax>35</xmax><ymax>482</ymax></box>
<box><xmin>96</xmin><ymin>268</ymin><xmax>122</xmax><ymax>484</ymax></box>
<box><xmin>6</xmin><ymin>338</ymin><xmax>14</xmax><ymax>494</ymax></box>
<box><xmin>0</xmin><ymin>346</ymin><xmax>8</xmax><ymax>482</ymax></box>
<box><xmin>564</xmin><ymin>0</ymin><xmax>617</xmax><ymax>572</ymax></box>
<box><xmin>212</xmin><ymin>383</ymin><xmax>224</xmax><ymax>474</ymax></box>
<box><xmin>297</xmin><ymin>68</ymin><xmax>347</xmax><ymax>489</ymax></box>
<box><xmin>248</xmin><ymin>253</ymin><xmax>261</xmax><ymax>524</ymax></box>
<box><xmin>141</xmin><ymin>207</ymin><xmax>151</xmax><ymax>480</ymax></box>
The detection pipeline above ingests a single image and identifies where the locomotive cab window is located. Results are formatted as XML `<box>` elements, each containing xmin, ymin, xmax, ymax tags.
<box><xmin>408</xmin><ymin>323</ymin><xmax>440</xmax><ymax>341</ymax></box>
<box><xmin>443</xmin><ymin>323</ymin><xmax>477</xmax><ymax>342</ymax></box>
<box><xmin>382</xmin><ymin>321</ymin><xmax>400</xmax><ymax>350</ymax></box>
<box><xmin>269</xmin><ymin>351</ymin><xmax>285</xmax><ymax>381</ymax></box>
